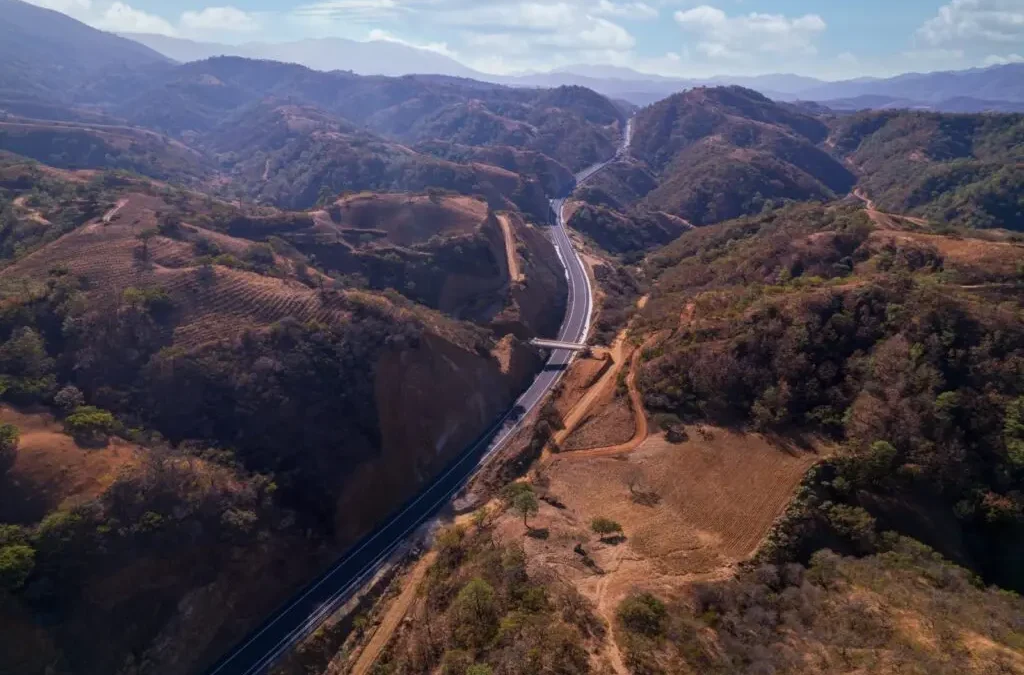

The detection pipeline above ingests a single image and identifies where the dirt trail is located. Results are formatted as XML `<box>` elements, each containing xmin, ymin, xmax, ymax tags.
<box><xmin>854</xmin><ymin>189</ymin><xmax>930</xmax><ymax>227</ymax></box>
<box><xmin>12</xmin><ymin>195</ymin><xmax>51</xmax><ymax>225</ymax></box>
<box><xmin>550</xmin><ymin>295</ymin><xmax>650</xmax><ymax>453</ymax></box>
<box><xmin>349</xmin><ymin>552</ymin><xmax>436</xmax><ymax>675</ymax></box>
<box><xmin>496</xmin><ymin>213</ymin><xmax>523</xmax><ymax>283</ymax></box>
<box><xmin>552</xmin><ymin>333</ymin><xmax>630</xmax><ymax>448</ymax></box>
<box><xmin>559</xmin><ymin>332</ymin><xmax>661</xmax><ymax>459</ymax></box>
<box><xmin>103</xmin><ymin>198</ymin><xmax>128</xmax><ymax>224</ymax></box>
<box><xmin>262</xmin><ymin>158</ymin><xmax>272</xmax><ymax>182</ymax></box>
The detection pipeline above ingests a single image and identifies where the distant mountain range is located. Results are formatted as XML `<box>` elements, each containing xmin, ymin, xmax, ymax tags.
<box><xmin>120</xmin><ymin>32</ymin><xmax>481</xmax><ymax>80</ymax></box>
<box><xmin>121</xmin><ymin>32</ymin><xmax>1024</xmax><ymax>113</ymax></box>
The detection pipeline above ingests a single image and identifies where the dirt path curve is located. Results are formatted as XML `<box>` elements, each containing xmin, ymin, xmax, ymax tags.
<box><xmin>496</xmin><ymin>213</ymin><xmax>523</xmax><ymax>283</ymax></box>
<box><xmin>349</xmin><ymin>552</ymin><xmax>436</xmax><ymax>675</ymax></box>
<box><xmin>13</xmin><ymin>195</ymin><xmax>51</xmax><ymax>225</ymax></box>
<box><xmin>853</xmin><ymin>189</ymin><xmax>930</xmax><ymax>228</ymax></box>
<box><xmin>103</xmin><ymin>198</ymin><xmax>128</xmax><ymax>224</ymax></box>
<box><xmin>559</xmin><ymin>332</ymin><xmax>661</xmax><ymax>460</ymax></box>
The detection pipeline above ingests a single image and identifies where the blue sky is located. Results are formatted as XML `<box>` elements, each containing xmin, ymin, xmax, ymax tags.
<box><xmin>28</xmin><ymin>0</ymin><xmax>1024</xmax><ymax>78</ymax></box>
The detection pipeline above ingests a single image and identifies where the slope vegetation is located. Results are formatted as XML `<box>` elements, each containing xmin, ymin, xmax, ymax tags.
<box><xmin>630</xmin><ymin>87</ymin><xmax>855</xmax><ymax>225</ymax></box>
<box><xmin>0</xmin><ymin>165</ymin><xmax>552</xmax><ymax>674</ymax></box>
<box><xmin>637</xmin><ymin>203</ymin><xmax>1024</xmax><ymax>593</ymax></box>
<box><xmin>830</xmin><ymin>110</ymin><xmax>1024</xmax><ymax>230</ymax></box>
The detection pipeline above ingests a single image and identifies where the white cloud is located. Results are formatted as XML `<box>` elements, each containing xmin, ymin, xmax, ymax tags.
<box><xmin>918</xmin><ymin>0</ymin><xmax>1024</xmax><ymax>46</ymax></box>
<box><xmin>94</xmin><ymin>2</ymin><xmax>177</xmax><ymax>36</ymax></box>
<box><xmin>674</xmin><ymin>5</ymin><xmax>826</xmax><ymax>60</ymax></box>
<box><xmin>367</xmin><ymin>29</ymin><xmax>458</xmax><ymax>58</ymax></box>
<box><xmin>181</xmin><ymin>7</ymin><xmax>261</xmax><ymax>34</ymax></box>
<box><xmin>292</xmin><ymin>0</ymin><xmax>402</xmax><ymax>22</ymax></box>
<box><xmin>593</xmin><ymin>0</ymin><xmax>658</xmax><ymax>20</ymax></box>
<box><xmin>23</xmin><ymin>0</ymin><xmax>91</xmax><ymax>14</ymax></box>
<box><xmin>983</xmin><ymin>52</ymin><xmax>1024</xmax><ymax>64</ymax></box>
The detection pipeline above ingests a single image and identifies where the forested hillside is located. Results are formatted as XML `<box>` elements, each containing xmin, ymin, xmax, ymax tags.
<box><xmin>638</xmin><ymin>204</ymin><xmax>1024</xmax><ymax>592</ymax></box>
<box><xmin>628</xmin><ymin>87</ymin><xmax>855</xmax><ymax>225</ymax></box>
<box><xmin>830</xmin><ymin>110</ymin><xmax>1024</xmax><ymax>230</ymax></box>
<box><xmin>0</xmin><ymin>149</ymin><xmax>560</xmax><ymax>672</ymax></box>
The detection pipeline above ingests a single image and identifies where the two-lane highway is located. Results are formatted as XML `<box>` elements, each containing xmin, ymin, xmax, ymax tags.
<box><xmin>204</xmin><ymin>118</ymin><xmax>632</xmax><ymax>675</ymax></box>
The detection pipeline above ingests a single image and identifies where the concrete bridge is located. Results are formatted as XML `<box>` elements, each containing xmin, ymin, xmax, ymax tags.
<box><xmin>529</xmin><ymin>338</ymin><xmax>590</xmax><ymax>352</ymax></box>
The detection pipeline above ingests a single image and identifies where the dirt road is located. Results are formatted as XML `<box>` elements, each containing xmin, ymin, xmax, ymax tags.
<box><xmin>559</xmin><ymin>332</ymin><xmax>662</xmax><ymax>459</ymax></box>
<box><xmin>496</xmin><ymin>213</ymin><xmax>523</xmax><ymax>283</ymax></box>
<box><xmin>348</xmin><ymin>552</ymin><xmax>436</xmax><ymax>675</ymax></box>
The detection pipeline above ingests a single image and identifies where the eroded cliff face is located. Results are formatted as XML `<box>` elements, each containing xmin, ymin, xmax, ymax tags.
<box><xmin>334</xmin><ymin>333</ymin><xmax>541</xmax><ymax>541</ymax></box>
<box><xmin>491</xmin><ymin>212</ymin><xmax>569</xmax><ymax>340</ymax></box>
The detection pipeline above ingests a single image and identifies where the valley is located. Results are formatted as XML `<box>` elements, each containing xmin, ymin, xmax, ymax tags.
<box><xmin>0</xmin><ymin>2</ymin><xmax>1022</xmax><ymax>675</ymax></box>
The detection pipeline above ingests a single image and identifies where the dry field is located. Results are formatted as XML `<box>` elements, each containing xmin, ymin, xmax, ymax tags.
<box><xmin>330</xmin><ymin>194</ymin><xmax>488</xmax><ymax>247</ymax></box>
<box><xmin>0</xmin><ymin>405</ymin><xmax>139</xmax><ymax>524</ymax></box>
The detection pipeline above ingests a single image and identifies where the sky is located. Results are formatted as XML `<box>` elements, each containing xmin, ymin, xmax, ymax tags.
<box><xmin>25</xmin><ymin>0</ymin><xmax>1024</xmax><ymax>79</ymax></box>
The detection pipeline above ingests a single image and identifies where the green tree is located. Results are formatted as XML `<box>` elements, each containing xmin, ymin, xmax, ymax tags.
<box><xmin>452</xmin><ymin>578</ymin><xmax>499</xmax><ymax>649</ymax></box>
<box><xmin>466</xmin><ymin>664</ymin><xmax>493</xmax><ymax>675</ymax></box>
<box><xmin>617</xmin><ymin>593</ymin><xmax>667</xmax><ymax>637</ymax></box>
<box><xmin>0</xmin><ymin>422</ymin><xmax>19</xmax><ymax>474</ymax></box>
<box><xmin>0</xmin><ymin>544</ymin><xmax>34</xmax><ymax>591</ymax></box>
<box><xmin>591</xmin><ymin>517</ymin><xmax>624</xmax><ymax>541</ymax></box>
<box><xmin>64</xmin><ymin>406</ymin><xmax>118</xmax><ymax>446</ymax></box>
<box><xmin>1004</xmin><ymin>397</ymin><xmax>1024</xmax><ymax>467</ymax></box>
<box><xmin>54</xmin><ymin>385</ymin><xmax>85</xmax><ymax>415</ymax></box>
<box><xmin>512</xmin><ymin>490</ymin><xmax>539</xmax><ymax>529</ymax></box>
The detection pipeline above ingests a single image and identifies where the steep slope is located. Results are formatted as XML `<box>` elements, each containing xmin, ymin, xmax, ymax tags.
<box><xmin>630</xmin><ymin>87</ymin><xmax>855</xmax><ymax>225</ymax></box>
<box><xmin>0</xmin><ymin>116</ymin><xmax>213</xmax><ymax>182</ymax></box>
<box><xmin>0</xmin><ymin>164</ymin><xmax>550</xmax><ymax>674</ymax></box>
<box><xmin>829</xmin><ymin>110</ymin><xmax>1024</xmax><ymax>230</ymax></box>
<box><xmin>120</xmin><ymin>33</ymin><xmax>486</xmax><ymax>79</ymax></box>
<box><xmin>110</xmin><ymin>57</ymin><xmax>625</xmax><ymax>173</ymax></box>
<box><xmin>0</xmin><ymin>0</ymin><xmax>170</xmax><ymax>102</ymax></box>
<box><xmin>199</xmin><ymin>102</ymin><xmax>549</xmax><ymax>214</ymax></box>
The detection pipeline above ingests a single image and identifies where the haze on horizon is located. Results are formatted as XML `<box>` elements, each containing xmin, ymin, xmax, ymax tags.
<box><xmin>21</xmin><ymin>0</ymin><xmax>1024</xmax><ymax>80</ymax></box>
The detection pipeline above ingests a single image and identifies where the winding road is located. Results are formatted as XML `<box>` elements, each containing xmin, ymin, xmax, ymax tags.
<box><xmin>204</xmin><ymin>118</ymin><xmax>633</xmax><ymax>675</ymax></box>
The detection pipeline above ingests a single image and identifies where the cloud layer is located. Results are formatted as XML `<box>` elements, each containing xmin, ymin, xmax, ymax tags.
<box><xmin>21</xmin><ymin>0</ymin><xmax>1024</xmax><ymax>77</ymax></box>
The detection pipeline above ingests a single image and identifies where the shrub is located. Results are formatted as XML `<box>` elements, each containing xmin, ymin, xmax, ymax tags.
<box><xmin>591</xmin><ymin>517</ymin><xmax>624</xmax><ymax>540</ymax></box>
<box><xmin>64</xmin><ymin>406</ymin><xmax>119</xmax><ymax>446</ymax></box>
<box><xmin>0</xmin><ymin>544</ymin><xmax>35</xmax><ymax>591</ymax></box>
<box><xmin>53</xmin><ymin>385</ymin><xmax>85</xmax><ymax>415</ymax></box>
<box><xmin>617</xmin><ymin>593</ymin><xmax>667</xmax><ymax>637</ymax></box>
<box><xmin>0</xmin><ymin>422</ymin><xmax>19</xmax><ymax>474</ymax></box>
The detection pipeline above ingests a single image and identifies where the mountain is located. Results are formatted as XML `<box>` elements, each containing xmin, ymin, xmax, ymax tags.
<box><xmin>626</xmin><ymin>86</ymin><xmax>855</xmax><ymax>225</ymax></box>
<box><xmin>817</xmin><ymin>94</ymin><xmax>1024</xmax><ymax>114</ymax></box>
<box><xmin>0</xmin><ymin>0</ymin><xmax>170</xmax><ymax>100</ymax></box>
<box><xmin>830</xmin><ymin>109</ymin><xmax>1024</xmax><ymax>229</ymax></box>
<box><xmin>101</xmin><ymin>57</ymin><xmax>625</xmax><ymax>173</ymax></box>
<box><xmin>798</xmin><ymin>63</ymin><xmax>1024</xmax><ymax>104</ymax></box>
<box><xmin>121</xmin><ymin>33</ymin><xmax>485</xmax><ymax>79</ymax></box>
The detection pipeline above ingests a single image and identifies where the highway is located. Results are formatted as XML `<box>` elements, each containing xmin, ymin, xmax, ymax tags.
<box><xmin>203</xmin><ymin>117</ymin><xmax>632</xmax><ymax>675</ymax></box>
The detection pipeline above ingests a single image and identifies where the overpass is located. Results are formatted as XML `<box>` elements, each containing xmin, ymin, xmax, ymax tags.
<box><xmin>530</xmin><ymin>338</ymin><xmax>590</xmax><ymax>352</ymax></box>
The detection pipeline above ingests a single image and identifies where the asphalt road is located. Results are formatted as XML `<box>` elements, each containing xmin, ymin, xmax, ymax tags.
<box><xmin>203</xmin><ymin>119</ymin><xmax>632</xmax><ymax>675</ymax></box>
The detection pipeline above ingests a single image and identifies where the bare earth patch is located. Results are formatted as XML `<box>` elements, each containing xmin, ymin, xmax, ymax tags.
<box><xmin>0</xmin><ymin>405</ymin><xmax>139</xmax><ymax>523</ymax></box>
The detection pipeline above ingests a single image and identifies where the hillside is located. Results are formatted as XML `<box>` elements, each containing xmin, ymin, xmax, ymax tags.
<box><xmin>0</xmin><ymin>116</ymin><xmax>213</xmax><ymax>182</ymax></box>
<box><xmin>0</xmin><ymin>161</ymin><xmax>560</xmax><ymax>674</ymax></box>
<box><xmin>637</xmin><ymin>203</ymin><xmax>1024</xmax><ymax>592</ymax></box>
<box><xmin>103</xmin><ymin>57</ymin><xmax>624</xmax><ymax>174</ymax></box>
<box><xmin>829</xmin><ymin>110</ymin><xmax>1024</xmax><ymax>230</ymax></box>
<box><xmin>628</xmin><ymin>87</ymin><xmax>855</xmax><ymax>225</ymax></box>
<box><xmin>0</xmin><ymin>0</ymin><xmax>170</xmax><ymax>102</ymax></box>
<box><xmin>198</xmin><ymin>102</ymin><xmax>549</xmax><ymax>215</ymax></box>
